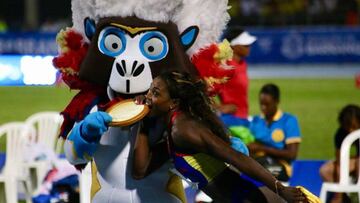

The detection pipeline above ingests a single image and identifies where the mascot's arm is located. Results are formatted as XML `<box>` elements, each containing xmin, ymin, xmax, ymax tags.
<box><xmin>64</xmin><ymin>111</ymin><xmax>112</xmax><ymax>165</ymax></box>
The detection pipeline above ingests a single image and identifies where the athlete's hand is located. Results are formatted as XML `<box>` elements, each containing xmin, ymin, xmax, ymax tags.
<box><xmin>247</xmin><ymin>142</ymin><xmax>265</xmax><ymax>153</ymax></box>
<box><xmin>279</xmin><ymin>185</ymin><xmax>308</xmax><ymax>203</ymax></box>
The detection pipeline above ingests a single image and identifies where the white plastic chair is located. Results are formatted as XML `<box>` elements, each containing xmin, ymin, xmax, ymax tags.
<box><xmin>24</xmin><ymin>111</ymin><xmax>63</xmax><ymax>191</ymax></box>
<box><xmin>320</xmin><ymin>129</ymin><xmax>360</xmax><ymax>202</ymax></box>
<box><xmin>0</xmin><ymin>122</ymin><xmax>32</xmax><ymax>203</ymax></box>
<box><xmin>25</xmin><ymin>111</ymin><xmax>63</xmax><ymax>154</ymax></box>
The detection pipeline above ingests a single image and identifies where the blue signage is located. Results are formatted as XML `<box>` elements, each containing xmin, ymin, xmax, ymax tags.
<box><xmin>247</xmin><ymin>27</ymin><xmax>360</xmax><ymax>64</ymax></box>
<box><xmin>0</xmin><ymin>32</ymin><xmax>57</xmax><ymax>55</ymax></box>
<box><xmin>1</xmin><ymin>27</ymin><xmax>360</xmax><ymax>64</ymax></box>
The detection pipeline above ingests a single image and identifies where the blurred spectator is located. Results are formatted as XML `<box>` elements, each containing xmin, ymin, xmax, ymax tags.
<box><xmin>214</xmin><ymin>30</ymin><xmax>256</xmax><ymax>128</ymax></box>
<box><xmin>1</xmin><ymin>0</ymin><xmax>358</xmax><ymax>31</ymax></box>
<box><xmin>40</xmin><ymin>17</ymin><xmax>70</xmax><ymax>33</ymax></box>
<box><xmin>228</xmin><ymin>0</ymin><xmax>240</xmax><ymax>18</ymax></box>
<box><xmin>319</xmin><ymin>104</ymin><xmax>360</xmax><ymax>203</ymax></box>
<box><xmin>248</xmin><ymin>83</ymin><xmax>301</xmax><ymax>182</ymax></box>
<box><xmin>0</xmin><ymin>16</ymin><xmax>8</xmax><ymax>33</ymax></box>
<box><xmin>337</xmin><ymin>0</ymin><xmax>359</xmax><ymax>26</ymax></box>
<box><xmin>356</xmin><ymin>73</ymin><xmax>360</xmax><ymax>89</ymax></box>
<box><xmin>230</xmin><ymin>0</ymin><xmax>359</xmax><ymax>26</ymax></box>
<box><xmin>240</xmin><ymin>0</ymin><xmax>261</xmax><ymax>17</ymax></box>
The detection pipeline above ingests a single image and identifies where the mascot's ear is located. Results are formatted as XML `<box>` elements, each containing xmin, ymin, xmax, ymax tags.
<box><xmin>180</xmin><ymin>26</ymin><xmax>199</xmax><ymax>50</ymax></box>
<box><xmin>84</xmin><ymin>17</ymin><xmax>96</xmax><ymax>40</ymax></box>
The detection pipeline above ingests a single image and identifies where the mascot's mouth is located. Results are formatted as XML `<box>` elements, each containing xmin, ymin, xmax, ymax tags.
<box><xmin>107</xmin><ymin>86</ymin><xmax>148</xmax><ymax>100</ymax></box>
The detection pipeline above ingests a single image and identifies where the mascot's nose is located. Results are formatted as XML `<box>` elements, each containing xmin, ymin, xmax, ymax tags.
<box><xmin>116</xmin><ymin>60</ymin><xmax>145</xmax><ymax>77</ymax></box>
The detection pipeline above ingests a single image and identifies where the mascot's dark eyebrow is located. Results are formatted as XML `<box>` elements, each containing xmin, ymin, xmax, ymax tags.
<box><xmin>110</xmin><ymin>23</ymin><xmax>158</xmax><ymax>37</ymax></box>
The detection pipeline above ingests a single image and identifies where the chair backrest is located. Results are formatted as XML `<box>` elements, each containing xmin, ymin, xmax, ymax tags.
<box><xmin>0</xmin><ymin>122</ymin><xmax>27</xmax><ymax>176</ymax></box>
<box><xmin>25</xmin><ymin>111</ymin><xmax>63</xmax><ymax>154</ymax></box>
<box><xmin>339</xmin><ymin>128</ymin><xmax>360</xmax><ymax>185</ymax></box>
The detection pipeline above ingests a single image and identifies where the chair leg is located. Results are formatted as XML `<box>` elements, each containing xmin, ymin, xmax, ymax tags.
<box><xmin>319</xmin><ymin>186</ymin><xmax>328</xmax><ymax>203</ymax></box>
<box><xmin>0</xmin><ymin>183</ymin><xmax>5</xmax><ymax>203</ymax></box>
<box><xmin>5</xmin><ymin>178</ymin><xmax>18</xmax><ymax>203</ymax></box>
<box><xmin>22</xmin><ymin>179</ymin><xmax>33</xmax><ymax>203</ymax></box>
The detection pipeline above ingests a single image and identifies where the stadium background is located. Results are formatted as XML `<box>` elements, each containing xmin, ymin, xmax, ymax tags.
<box><xmin>0</xmin><ymin>0</ymin><xmax>360</xmax><ymax>166</ymax></box>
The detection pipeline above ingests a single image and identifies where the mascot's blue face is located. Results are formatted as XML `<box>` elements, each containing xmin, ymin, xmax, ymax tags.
<box><xmin>79</xmin><ymin>17</ymin><xmax>199</xmax><ymax>98</ymax></box>
<box><xmin>98</xmin><ymin>24</ymin><xmax>169</xmax><ymax>94</ymax></box>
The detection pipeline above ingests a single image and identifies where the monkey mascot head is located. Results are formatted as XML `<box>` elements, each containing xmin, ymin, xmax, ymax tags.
<box><xmin>54</xmin><ymin>0</ymin><xmax>232</xmax><ymax>138</ymax></box>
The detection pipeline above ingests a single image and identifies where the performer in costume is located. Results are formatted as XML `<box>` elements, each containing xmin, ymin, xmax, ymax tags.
<box><xmin>53</xmin><ymin>0</ymin><xmax>233</xmax><ymax>202</ymax></box>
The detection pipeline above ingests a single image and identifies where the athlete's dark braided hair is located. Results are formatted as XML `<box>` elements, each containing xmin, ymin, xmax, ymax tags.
<box><xmin>159</xmin><ymin>71</ymin><xmax>229</xmax><ymax>142</ymax></box>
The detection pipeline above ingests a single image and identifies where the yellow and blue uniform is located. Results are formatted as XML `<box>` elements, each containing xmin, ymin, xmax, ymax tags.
<box><xmin>249</xmin><ymin>110</ymin><xmax>301</xmax><ymax>149</ymax></box>
<box><xmin>167</xmin><ymin>133</ymin><xmax>228</xmax><ymax>189</ymax></box>
<box><xmin>167</xmin><ymin>111</ymin><xmax>265</xmax><ymax>202</ymax></box>
<box><xmin>167</xmin><ymin>111</ymin><xmax>228</xmax><ymax>189</ymax></box>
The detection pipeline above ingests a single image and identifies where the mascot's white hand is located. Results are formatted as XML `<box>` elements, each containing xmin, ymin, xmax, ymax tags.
<box><xmin>80</xmin><ymin>111</ymin><xmax>112</xmax><ymax>142</ymax></box>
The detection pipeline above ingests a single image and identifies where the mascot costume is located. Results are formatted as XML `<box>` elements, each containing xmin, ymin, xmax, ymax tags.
<box><xmin>53</xmin><ymin>0</ymin><xmax>235</xmax><ymax>202</ymax></box>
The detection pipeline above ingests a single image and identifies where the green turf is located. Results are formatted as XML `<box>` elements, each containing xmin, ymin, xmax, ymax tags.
<box><xmin>0</xmin><ymin>85</ymin><xmax>76</xmax><ymax>151</ymax></box>
<box><xmin>0</xmin><ymin>78</ymin><xmax>359</xmax><ymax>160</ymax></box>
<box><xmin>0</xmin><ymin>85</ymin><xmax>76</xmax><ymax>123</ymax></box>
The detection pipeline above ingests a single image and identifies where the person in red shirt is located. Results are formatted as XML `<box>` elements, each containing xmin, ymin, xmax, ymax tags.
<box><xmin>215</xmin><ymin>30</ymin><xmax>257</xmax><ymax>128</ymax></box>
<box><xmin>198</xmin><ymin>30</ymin><xmax>257</xmax><ymax>203</ymax></box>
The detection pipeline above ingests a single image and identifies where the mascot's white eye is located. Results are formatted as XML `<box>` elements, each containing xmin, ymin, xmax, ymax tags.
<box><xmin>139</xmin><ymin>31</ymin><xmax>168</xmax><ymax>61</ymax></box>
<box><xmin>104</xmin><ymin>34</ymin><xmax>123</xmax><ymax>52</ymax></box>
<box><xmin>98</xmin><ymin>27</ymin><xmax>126</xmax><ymax>57</ymax></box>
